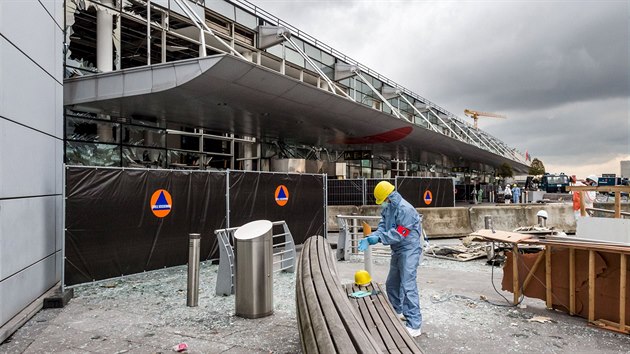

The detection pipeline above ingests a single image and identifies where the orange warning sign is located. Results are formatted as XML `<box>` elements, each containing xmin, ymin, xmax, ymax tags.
<box><xmin>274</xmin><ymin>185</ymin><xmax>289</xmax><ymax>207</ymax></box>
<box><xmin>150</xmin><ymin>189</ymin><xmax>172</xmax><ymax>217</ymax></box>
<box><xmin>423</xmin><ymin>190</ymin><xmax>433</xmax><ymax>205</ymax></box>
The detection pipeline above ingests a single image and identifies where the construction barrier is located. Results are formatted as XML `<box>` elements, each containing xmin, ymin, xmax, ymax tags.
<box><xmin>332</xmin><ymin>203</ymin><xmax>575</xmax><ymax>239</ymax></box>
<box><xmin>65</xmin><ymin>167</ymin><xmax>325</xmax><ymax>286</ymax></box>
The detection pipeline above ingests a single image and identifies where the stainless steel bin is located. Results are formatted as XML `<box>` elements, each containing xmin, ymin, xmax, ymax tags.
<box><xmin>234</xmin><ymin>220</ymin><xmax>274</xmax><ymax>318</ymax></box>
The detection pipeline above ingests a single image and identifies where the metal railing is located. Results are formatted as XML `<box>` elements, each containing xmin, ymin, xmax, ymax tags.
<box><xmin>215</xmin><ymin>220</ymin><xmax>295</xmax><ymax>296</ymax></box>
<box><xmin>227</xmin><ymin>0</ymin><xmax>526</xmax><ymax>164</ymax></box>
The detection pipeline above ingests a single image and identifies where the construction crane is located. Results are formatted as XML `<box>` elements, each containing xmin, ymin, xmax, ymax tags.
<box><xmin>464</xmin><ymin>109</ymin><xmax>507</xmax><ymax>130</ymax></box>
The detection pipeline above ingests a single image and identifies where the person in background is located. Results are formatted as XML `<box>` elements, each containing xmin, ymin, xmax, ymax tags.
<box><xmin>512</xmin><ymin>184</ymin><xmax>521</xmax><ymax>204</ymax></box>
<box><xmin>582</xmin><ymin>175</ymin><xmax>598</xmax><ymax>213</ymax></box>
<box><xmin>504</xmin><ymin>184</ymin><xmax>512</xmax><ymax>204</ymax></box>
<box><xmin>357</xmin><ymin>181</ymin><xmax>423</xmax><ymax>337</ymax></box>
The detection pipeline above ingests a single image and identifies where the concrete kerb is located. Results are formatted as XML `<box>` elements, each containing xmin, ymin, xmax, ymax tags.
<box><xmin>327</xmin><ymin>203</ymin><xmax>576</xmax><ymax>238</ymax></box>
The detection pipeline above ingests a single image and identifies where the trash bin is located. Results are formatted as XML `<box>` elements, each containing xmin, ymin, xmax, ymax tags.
<box><xmin>234</xmin><ymin>220</ymin><xmax>274</xmax><ymax>318</ymax></box>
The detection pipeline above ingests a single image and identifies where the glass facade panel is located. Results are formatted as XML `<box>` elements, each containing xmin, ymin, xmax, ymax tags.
<box><xmin>66</xmin><ymin>141</ymin><xmax>121</xmax><ymax>167</ymax></box>
<box><xmin>207</xmin><ymin>0</ymin><xmax>235</xmax><ymax>20</ymax></box>
<box><xmin>304</xmin><ymin>43</ymin><xmax>321</xmax><ymax>62</ymax></box>
<box><xmin>321</xmin><ymin>51</ymin><xmax>335</xmax><ymax>66</ymax></box>
<box><xmin>122</xmin><ymin>0</ymin><xmax>148</xmax><ymax>20</ymax></box>
<box><xmin>122</xmin><ymin>125</ymin><xmax>166</xmax><ymax>147</ymax></box>
<box><xmin>235</xmin><ymin>7</ymin><xmax>257</xmax><ymax>29</ymax></box>
<box><xmin>66</xmin><ymin>116</ymin><xmax>121</xmax><ymax>143</ymax></box>
<box><xmin>285</xmin><ymin>47</ymin><xmax>304</xmax><ymax>67</ymax></box>
<box><xmin>266</xmin><ymin>44</ymin><xmax>283</xmax><ymax>58</ymax></box>
<box><xmin>168</xmin><ymin>150</ymin><xmax>203</xmax><ymax>168</ymax></box>
<box><xmin>122</xmin><ymin>146</ymin><xmax>166</xmax><ymax>168</ymax></box>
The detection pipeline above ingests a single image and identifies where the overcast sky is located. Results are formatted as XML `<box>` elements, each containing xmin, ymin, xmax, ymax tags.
<box><xmin>248</xmin><ymin>0</ymin><xmax>629</xmax><ymax>179</ymax></box>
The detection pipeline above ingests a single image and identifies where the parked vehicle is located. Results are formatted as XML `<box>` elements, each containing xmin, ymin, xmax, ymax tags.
<box><xmin>540</xmin><ymin>173</ymin><xmax>570</xmax><ymax>193</ymax></box>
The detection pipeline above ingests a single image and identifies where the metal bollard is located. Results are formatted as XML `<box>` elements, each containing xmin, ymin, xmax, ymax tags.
<box><xmin>187</xmin><ymin>233</ymin><xmax>201</xmax><ymax>307</ymax></box>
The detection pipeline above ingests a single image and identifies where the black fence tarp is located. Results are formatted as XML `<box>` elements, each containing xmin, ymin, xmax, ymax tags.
<box><xmin>396</xmin><ymin>177</ymin><xmax>455</xmax><ymax>207</ymax></box>
<box><xmin>65</xmin><ymin>167</ymin><xmax>227</xmax><ymax>285</ymax></box>
<box><xmin>228</xmin><ymin>172</ymin><xmax>326</xmax><ymax>245</ymax></box>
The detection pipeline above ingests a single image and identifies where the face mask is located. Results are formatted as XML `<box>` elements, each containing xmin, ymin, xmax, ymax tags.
<box><xmin>381</xmin><ymin>201</ymin><xmax>389</xmax><ymax>209</ymax></box>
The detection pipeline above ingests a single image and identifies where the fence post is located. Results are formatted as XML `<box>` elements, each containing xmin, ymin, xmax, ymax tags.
<box><xmin>362</xmin><ymin>178</ymin><xmax>367</xmax><ymax>206</ymax></box>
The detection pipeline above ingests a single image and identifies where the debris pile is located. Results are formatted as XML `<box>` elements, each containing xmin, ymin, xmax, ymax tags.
<box><xmin>426</xmin><ymin>236</ymin><xmax>487</xmax><ymax>262</ymax></box>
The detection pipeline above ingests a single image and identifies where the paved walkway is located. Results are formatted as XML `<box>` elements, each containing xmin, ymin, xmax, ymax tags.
<box><xmin>2</xmin><ymin>241</ymin><xmax>630</xmax><ymax>353</ymax></box>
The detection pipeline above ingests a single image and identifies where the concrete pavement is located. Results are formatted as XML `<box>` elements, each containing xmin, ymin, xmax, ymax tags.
<box><xmin>2</xmin><ymin>239</ymin><xmax>630</xmax><ymax>353</ymax></box>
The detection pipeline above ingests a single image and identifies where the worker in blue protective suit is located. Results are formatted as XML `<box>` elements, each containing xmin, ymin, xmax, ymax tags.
<box><xmin>512</xmin><ymin>184</ymin><xmax>521</xmax><ymax>204</ymax></box>
<box><xmin>358</xmin><ymin>181</ymin><xmax>423</xmax><ymax>337</ymax></box>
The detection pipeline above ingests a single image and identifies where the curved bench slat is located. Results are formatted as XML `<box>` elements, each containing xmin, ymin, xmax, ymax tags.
<box><xmin>299</xmin><ymin>238</ymin><xmax>336</xmax><ymax>353</ymax></box>
<box><xmin>296</xmin><ymin>242</ymin><xmax>320</xmax><ymax>353</ymax></box>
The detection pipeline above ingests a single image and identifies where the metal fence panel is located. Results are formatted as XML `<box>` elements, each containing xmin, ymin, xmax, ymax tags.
<box><xmin>327</xmin><ymin>179</ymin><xmax>364</xmax><ymax>206</ymax></box>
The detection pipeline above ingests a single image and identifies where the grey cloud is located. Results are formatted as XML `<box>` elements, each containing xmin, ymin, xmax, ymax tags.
<box><xmin>250</xmin><ymin>0</ymin><xmax>630</xmax><ymax>174</ymax></box>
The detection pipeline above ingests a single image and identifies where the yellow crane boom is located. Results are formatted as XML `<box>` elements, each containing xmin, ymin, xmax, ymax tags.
<box><xmin>464</xmin><ymin>109</ymin><xmax>507</xmax><ymax>129</ymax></box>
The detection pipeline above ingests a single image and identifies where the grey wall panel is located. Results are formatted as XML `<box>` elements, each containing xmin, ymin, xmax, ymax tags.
<box><xmin>55</xmin><ymin>139</ymin><xmax>63</xmax><ymax>194</ymax></box>
<box><xmin>0</xmin><ymin>252</ymin><xmax>59</xmax><ymax>327</ymax></box>
<box><xmin>0</xmin><ymin>196</ymin><xmax>58</xmax><ymax>281</ymax></box>
<box><xmin>56</xmin><ymin>194</ymin><xmax>63</xmax><ymax>253</ymax></box>
<box><xmin>0</xmin><ymin>0</ymin><xmax>59</xmax><ymax>79</ymax></box>
<box><xmin>0</xmin><ymin>121</ymin><xmax>60</xmax><ymax>199</ymax></box>
<box><xmin>0</xmin><ymin>40</ymin><xmax>58</xmax><ymax>136</ymax></box>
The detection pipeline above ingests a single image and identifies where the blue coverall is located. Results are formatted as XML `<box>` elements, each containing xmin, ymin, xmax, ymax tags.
<box><xmin>369</xmin><ymin>191</ymin><xmax>423</xmax><ymax>330</ymax></box>
<box><xmin>512</xmin><ymin>186</ymin><xmax>521</xmax><ymax>204</ymax></box>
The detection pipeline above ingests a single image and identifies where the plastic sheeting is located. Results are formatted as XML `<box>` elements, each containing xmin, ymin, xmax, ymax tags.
<box><xmin>65</xmin><ymin>167</ymin><xmax>326</xmax><ymax>285</ymax></box>
<box><xmin>228</xmin><ymin>172</ymin><xmax>326</xmax><ymax>245</ymax></box>
<box><xmin>65</xmin><ymin>167</ymin><xmax>227</xmax><ymax>285</ymax></box>
<box><xmin>396</xmin><ymin>177</ymin><xmax>455</xmax><ymax>207</ymax></box>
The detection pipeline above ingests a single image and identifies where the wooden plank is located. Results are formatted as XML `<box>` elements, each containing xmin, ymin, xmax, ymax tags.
<box><xmin>615</xmin><ymin>192</ymin><xmax>622</xmax><ymax>218</ymax></box>
<box><xmin>522</xmin><ymin>251</ymin><xmax>545</xmax><ymax>292</ymax></box>
<box><xmin>545</xmin><ymin>246</ymin><xmax>553</xmax><ymax>309</ymax></box>
<box><xmin>580</xmin><ymin>191</ymin><xmax>586</xmax><ymax>217</ymax></box>
<box><xmin>620</xmin><ymin>254</ymin><xmax>627</xmax><ymax>331</ymax></box>
<box><xmin>309</xmin><ymin>237</ymin><xmax>354</xmax><ymax>353</ymax></box>
<box><xmin>513</xmin><ymin>245</ymin><xmax>520</xmax><ymax>305</ymax></box>
<box><xmin>372</xmin><ymin>283</ymin><xmax>424</xmax><ymax>353</ymax></box>
<box><xmin>347</xmin><ymin>283</ymin><xmax>389</xmax><ymax>352</ymax></box>
<box><xmin>592</xmin><ymin>319</ymin><xmax>630</xmax><ymax>334</ymax></box>
<box><xmin>295</xmin><ymin>247</ymin><xmax>316</xmax><ymax>354</ymax></box>
<box><xmin>357</xmin><ymin>283</ymin><xmax>399</xmax><ymax>353</ymax></box>
<box><xmin>567</xmin><ymin>185</ymin><xmax>630</xmax><ymax>193</ymax></box>
<box><xmin>589</xmin><ymin>250</ymin><xmax>595</xmax><ymax>322</ymax></box>
<box><xmin>570</xmin><ymin>248</ymin><xmax>576</xmax><ymax>315</ymax></box>
<box><xmin>299</xmin><ymin>238</ymin><xmax>334</xmax><ymax>353</ymax></box>
<box><xmin>470</xmin><ymin>229</ymin><xmax>533</xmax><ymax>243</ymax></box>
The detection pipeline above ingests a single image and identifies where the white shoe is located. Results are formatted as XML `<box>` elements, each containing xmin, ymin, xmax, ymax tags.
<box><xmin>396</xmin><ymin>313</ymin><xmax>405</xmax><ymax>320</ymax></box>
<box><xmin>406</xmin><ymin>326</ymin><xmax>422</xmax><ymax>337</ymax></box>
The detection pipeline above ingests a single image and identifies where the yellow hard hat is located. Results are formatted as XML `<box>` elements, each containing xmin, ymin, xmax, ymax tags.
<box><xmin>374</xmin><ymin>181</ymin><xmax>395</xmax><ymax>205</ymax></box>
<box><xmin>354</xmin><ymin>270</ymin><xmax>372</xmax><ymax>286</ymax></box>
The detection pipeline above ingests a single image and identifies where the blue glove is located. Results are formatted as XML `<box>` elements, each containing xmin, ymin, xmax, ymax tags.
<box><xmin>366</xmin><ymin>235</ymin><xmax>380</xmax><ymax>245</ymax></box>
<box><xmin>358</xmin><ymin>235</ymin><xmax>380</xmax><ymax>251</ymax></box>
<box><xmin>358</xmin><ymin>238</ymin><xmax>369</xmax><ymax>252</ymax></box>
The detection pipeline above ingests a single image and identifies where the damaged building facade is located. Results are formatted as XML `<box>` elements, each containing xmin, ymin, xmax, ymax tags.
<box><xmin>63</xmin><ymin>0</ymin><xmax>528</xmax><ymax>179</ymax></box>
<box><xmin>1</xmin><ymin>0</ymin><xmax>529</xmax><ymax>340</ymax></box>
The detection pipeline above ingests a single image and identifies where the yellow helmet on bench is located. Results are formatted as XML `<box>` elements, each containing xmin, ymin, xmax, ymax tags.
<box><xmin>354</xmin><ymin>270</ymin><xmax>372</xmax><ymax>286</ymax></box>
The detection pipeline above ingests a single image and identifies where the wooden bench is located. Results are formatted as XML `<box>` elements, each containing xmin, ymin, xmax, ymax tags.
<box><xmin>296</xmin><ymin>235</ymin><xmax>424</xmax><ymax>354</ymax></box>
